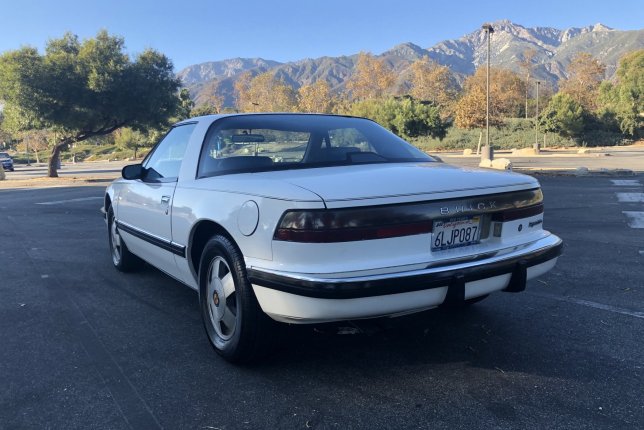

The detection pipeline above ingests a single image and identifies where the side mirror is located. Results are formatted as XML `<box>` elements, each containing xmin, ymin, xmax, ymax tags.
<box><xmin>122</xmin><ymin>164</ymin><xmax>145</xmax><ymax>180</ymax></box>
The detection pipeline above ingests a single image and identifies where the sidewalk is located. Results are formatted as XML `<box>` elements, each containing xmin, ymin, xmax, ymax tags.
<box><xmin>436</xmin><ymin>145</ymin><xmax>644</xmax><ymax>175</ymax></box>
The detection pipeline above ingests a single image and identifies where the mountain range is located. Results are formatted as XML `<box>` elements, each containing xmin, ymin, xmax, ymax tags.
<box><xmin>178</xmin><ymin>20</ymin><xmax>644</xmax><ymax>107</ymax></box>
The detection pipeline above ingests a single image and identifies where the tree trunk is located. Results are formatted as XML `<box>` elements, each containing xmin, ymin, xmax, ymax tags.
<box><xmin>48</xmin><ymin>140</ymin><xmax>70</xmax><ymax>178</ymax></box>
<box><xmin>34</xmin><ymin>149</ymin><xmax>40</xmax><ymax>164</ymax></box>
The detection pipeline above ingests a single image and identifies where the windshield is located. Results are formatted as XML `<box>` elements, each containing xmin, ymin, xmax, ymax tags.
<box><xmin>197</xmin><ymin>114</ymin><xmax>433</xmax><ymax>177</ymax></box>
<box><xmin>0</xmin><ymin>153</ymin><xmax>10</xmax><ymax>158</ymax></box>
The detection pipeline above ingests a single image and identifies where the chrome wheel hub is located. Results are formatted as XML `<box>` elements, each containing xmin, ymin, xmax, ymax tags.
<box><xmin>206</xmin><ymin>257</ymin><xmax>237</xmax><ymax>340</ymax></box>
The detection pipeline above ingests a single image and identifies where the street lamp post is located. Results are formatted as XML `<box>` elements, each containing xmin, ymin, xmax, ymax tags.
<box><xmin>534</xmin><ymin>80</ymin><xmax>541</xmax><ymax>153</ymax></box>
<box><xmin>481</xmin><ymin>23</ymin><xmax>494</xmax><ymax>160</ymax></box>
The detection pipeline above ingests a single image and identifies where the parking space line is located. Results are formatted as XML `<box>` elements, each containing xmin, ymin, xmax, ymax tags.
<box><xmin>623</xmin><ymin>211</ymin><xmax>644</xmax><ymax>229</ymax></box>
<box><xmin>531</xmin><ymin>293</ymin><xmax>644</xmax><ymax>320</ymax></box>
<box><xmin>35</xmin><ymin>196</ymin><xmax>103</xmax><ymax>205</ymax></box>
<box><xmin>611</xmin><ymin>179</ymin><xmax>641</xmax><ymax>187</ymax></box>
<box><xmin>616</xmin><ymin>193</ymin><xmax>644</xmax><ymax>203</ymax></box>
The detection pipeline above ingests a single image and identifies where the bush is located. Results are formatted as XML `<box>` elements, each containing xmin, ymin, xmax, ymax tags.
<box><xmin>349</xmin><ymin>97</ymin><xmax>448</xmax><ymax>140</ymax></box>
<box><xmin>410</xmin><ymin>118</ymin><xmax>577</xmax><ymax>151</ymax></box>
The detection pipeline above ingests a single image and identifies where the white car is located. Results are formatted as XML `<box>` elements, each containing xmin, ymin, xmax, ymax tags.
<box><xmin>103</xmin><ymin>113</ymin><xmax>562</xmax><ymax>362</ymax></box>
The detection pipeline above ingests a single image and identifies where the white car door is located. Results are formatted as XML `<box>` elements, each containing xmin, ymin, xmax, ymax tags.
<box><xmin>116</xmin><ymin>123</ymin><xmax>197</xmax><ymax>280</ymax></box>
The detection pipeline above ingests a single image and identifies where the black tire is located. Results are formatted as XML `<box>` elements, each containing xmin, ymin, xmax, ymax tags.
<box><xmin>440</xmin><ymin>294</ymin><xmax>489</xmax><ymax>309</ymax></box>
<box><xmin>199</xmin><ymin>234</ymin><xmax>275</xmax><ymax>363</ymax></box>
<box><xmin>107</xmin><ymin>206</ymin><xmax>143</xmax><ymax>272</ymax></box>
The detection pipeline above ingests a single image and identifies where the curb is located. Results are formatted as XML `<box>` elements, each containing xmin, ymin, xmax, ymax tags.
<box><xmin>514</xmin><ymin>168</ymin><xmax>636</xmax><ymax>177</ymax></box>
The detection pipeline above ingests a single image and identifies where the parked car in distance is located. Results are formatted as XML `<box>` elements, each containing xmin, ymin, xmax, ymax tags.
<box><xmin>0</xmin><ymin>152</ymin><xmax>14</xmax><ymax>171</ymax></box>
<box><xmin>103</xmin><ymin>113</ymin><xmax>562</xmax><ymax>363</ymax></box>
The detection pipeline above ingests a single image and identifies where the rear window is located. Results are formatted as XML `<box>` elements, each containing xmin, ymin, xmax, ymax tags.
<box><xmin>197</xmin><ymin>114</ymin><xmax>432</xmax><ymax>178</ymax></box>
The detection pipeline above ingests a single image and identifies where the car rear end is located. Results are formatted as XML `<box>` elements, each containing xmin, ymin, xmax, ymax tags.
<box><xmin>247</xmin><ymin>179</ymin><xmax>562</xmax><ymax>323</ymax></box>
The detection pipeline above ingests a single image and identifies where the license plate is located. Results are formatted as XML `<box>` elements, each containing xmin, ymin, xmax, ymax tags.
<box><xmin>432</xmin><ymin>216</ymin><xmax>481</xmax><ymax>251</ymax></box>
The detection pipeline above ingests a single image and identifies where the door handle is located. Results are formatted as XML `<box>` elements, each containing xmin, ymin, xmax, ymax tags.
<box><xmin>161</xmin><ymin>195</ymin><xmax>171</xmax><ymax>204</ymax></box>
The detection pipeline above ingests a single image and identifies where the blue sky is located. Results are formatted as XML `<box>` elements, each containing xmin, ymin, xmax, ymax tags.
<box><xmin>1</xmin><ymin>0</ymin><xmax>642</xmax><ymax>71</ymax></box>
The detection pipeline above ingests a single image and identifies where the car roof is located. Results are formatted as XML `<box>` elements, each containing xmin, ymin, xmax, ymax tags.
<box><xmin>173</xmin><ymin>112</ymin><xmax>367</xmax><ymax>127</ymax></box>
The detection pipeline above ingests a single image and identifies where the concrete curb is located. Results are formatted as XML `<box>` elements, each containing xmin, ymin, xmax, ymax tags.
<box><xmin>515</xmin><ymin>168</ymin><xmax>636</xmax><ymax>177</ymax></box>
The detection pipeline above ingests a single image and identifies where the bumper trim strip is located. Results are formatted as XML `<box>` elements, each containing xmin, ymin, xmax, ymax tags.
<box><xmin>247</xmin><ymin>238</ymin><xmax>562</xmax><ymax>299</ymax></box>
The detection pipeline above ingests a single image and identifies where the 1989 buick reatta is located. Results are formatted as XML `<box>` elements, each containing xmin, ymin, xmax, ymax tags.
<box><xmin>103</xmin><ymin>113</ymin><xmax>562</xmax><ymax>362</ymax></box>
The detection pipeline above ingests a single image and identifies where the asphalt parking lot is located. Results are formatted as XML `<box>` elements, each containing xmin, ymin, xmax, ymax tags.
<box><xmin>1</xmin><ymin>175</ymin><xmax>643</xmax><ymax>429</ymax></box>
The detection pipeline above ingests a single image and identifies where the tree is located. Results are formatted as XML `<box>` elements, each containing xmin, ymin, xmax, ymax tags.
<box><xmin>15</xmin><ymin>129</ymin><xmax>52</xmax><ymax>163</ymax></box>
<box><xmin>560</xmin><ymin>53</ymin><xmax>606</xmax><ymax>111</ymax></box>
<box><xmin>298</xmin><ymin>80</ymin><xmax>333</xmax><ymax>113</ymax></box>
<box><xmin>598</xmin><ymin>49</ymin><xmax>643</xmax><ymax>137</ymax></box>
<box><xmin>518</xmin><ymin>48</ymin><xmax>537</xmax><ymax>118</ymax></box>
<box><xmin>234</xmin><ymin>72</ymin><xmax>296</xmax><ymax>112</ymax></box>
<box><xmin>346</xmin><ymin>52</ymin><xmax>395</xmax><ymax>100</ymax></box>
<box><xmin>454</xmin><ymin>85</ymin><xmax>488</xmax><ymax>129</ymax></box>
<box><xmin>540</xmin><ymin>93</ymin><xmax>584</xmax><ymax>139</ymax></box>
<box><xmin>408</xmin><ymin>57</ymin><xmax>456</xmax><ymax>114</ymax></box>
<box><xmin>191</xmin><ymin>103</ymin><xmax>222</xmax><ymax>117</ymax></box>
<box><xmin>350</xmin><ymin>97</ymin><xmax>447</xmax><ymax>140</ymax></box>
<box><xmin>0</xmin><ymin>31</ymin><xmax>181</xmax><ymax>177</ymax></box>
<box><xmin>113</xmin><ymin>127</ymin><xmax>158</xmax><ymax>159</ymax></box>
<box><xmin>176</xmin><ymin>88</ymin><xmax>195</xmax><ymax>120</ymax></box>
<box><xmin>454</xmin><ymin>67</ymin><xmax>525</xmax><ymax>129</ymax></box>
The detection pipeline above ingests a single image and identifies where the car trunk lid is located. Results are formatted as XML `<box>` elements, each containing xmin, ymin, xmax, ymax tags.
<box><xmin>272</xmin><ymin>162</ymin><xmax>539</xmax><ymax>208</ymax></box>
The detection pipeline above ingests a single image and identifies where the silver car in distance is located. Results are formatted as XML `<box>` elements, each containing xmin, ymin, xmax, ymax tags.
<box><xmin>103</xmin><ymin>113</ymin><xmax>562</xmax><ymax>363</ymax></box>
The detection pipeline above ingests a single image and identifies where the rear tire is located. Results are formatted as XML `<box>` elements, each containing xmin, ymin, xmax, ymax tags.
<box><xmin>107</xmin><ymin>206</ymin><xmax>143</xmax><ymax>272</ymax></box>
<box><xmin>199</xmin><ymin>234</ymin><xmax>275</xmax><ymax>363</ymax></box>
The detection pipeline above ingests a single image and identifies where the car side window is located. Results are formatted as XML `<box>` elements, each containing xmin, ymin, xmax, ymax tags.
<box><xmin>143</xmin><ymin>123</ymin><xmax>196</xmax><ymax>181</ymax></box>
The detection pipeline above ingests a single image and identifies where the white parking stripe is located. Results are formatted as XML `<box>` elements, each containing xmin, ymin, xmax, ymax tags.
<box><xmin>35</xmin><ymin>196</ymin><xmax>103</xmax><ymax>205</ymax></box>
<box><xmin>532</xmin><ymin>293</ymin><xmax>644</xmax><ymax>320</ymax></box>
<box><xmin>623</xmin><ymin>211</ymin><xmax>644</xmax><ymax>229</ymax></box>
<box><xmin>611</xmin><ymin>179</ymin><xmax>641</xmax><ymax>186</ymax></box>
<box><xmin>616</xmin><ymin>193</ymin><xmax>644</xmax><ymax>203</ymax></box>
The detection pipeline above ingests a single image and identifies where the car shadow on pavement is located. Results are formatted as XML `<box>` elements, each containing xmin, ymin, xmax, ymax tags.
<box><xmin>248</xmin><ymin>295</ymin><xmax>623</xmax><ymax>385</ymax></box>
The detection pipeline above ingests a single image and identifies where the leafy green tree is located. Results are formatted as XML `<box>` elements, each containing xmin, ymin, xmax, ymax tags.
<box><xmin>0</xmin><ymin>31</ymin><xmax>180</xmax><ymax>177</ymax></box>
<box><xmin>350</xmin><ymin>97</ymin><xmax>447</xmax><ymax>140</ymax></box>
<box><xmin>540</xmin><ymin>93</ymin><xmax>584</xmax><ymax>138</ymax></box>
<box><xmin>190</xmin><ymin>104</ymin><xmax>221</xmax><ymax>117</ymax></box>
<box><xmin>598</xmin><ymin>49</ymin><xmax>643</xmax><ymax>138</ymax></box>
<box><xmin>176</xmin><ymin>88</ymin><xmax>195</xmax><ymax>120</ymax></box>
<box><xmin>114</xmin><ymin>127</ymin><xmax>159</xmax><ymax>159</ymax></box>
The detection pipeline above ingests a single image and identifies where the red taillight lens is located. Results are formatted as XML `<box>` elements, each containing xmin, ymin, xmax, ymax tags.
<box><xmin>492</xmin><ymin>203</ymin><xmax>544</xmax><ymax>222</ymax></box>
<box><xmin>274</xmin><ymin>207</ymin><xmax>433</xmax><ymax>243</ymax></box>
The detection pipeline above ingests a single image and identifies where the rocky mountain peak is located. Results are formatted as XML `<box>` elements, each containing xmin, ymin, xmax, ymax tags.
<box><xmin>178</xmin><ymin>21</ymin><xmax>643</xmax><ymax>107</ymax></box>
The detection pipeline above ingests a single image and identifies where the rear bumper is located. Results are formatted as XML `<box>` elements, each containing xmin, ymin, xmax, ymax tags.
<box><xmin>248</xmin><ymin>234</ymin><xmax>562</xmax><ymax>323</ymax></box>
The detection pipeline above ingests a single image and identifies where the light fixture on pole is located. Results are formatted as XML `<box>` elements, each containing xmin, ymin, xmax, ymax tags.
<box><xmin>534</xmin><ymin>80</ymin><xmax>541</xmax><ymax>153</ymax></box>
<box><xmin>481</xmin><ymin>23</ymin><xmax>494</xmax><ymax>160</ymax></box>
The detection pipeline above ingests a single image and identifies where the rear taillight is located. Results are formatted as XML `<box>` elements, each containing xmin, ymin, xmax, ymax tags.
<box><xmin>274</xmin><ymin>207</ymin><xmax>433</xmax><ymax>243</ymax></box>
<box><xmin>492</xmin><ymin>203</ymin><xmax>544</xmax><ymax>222</ymax></box>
